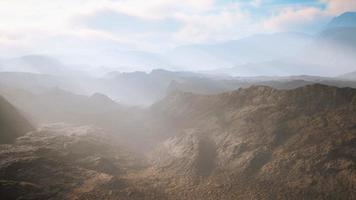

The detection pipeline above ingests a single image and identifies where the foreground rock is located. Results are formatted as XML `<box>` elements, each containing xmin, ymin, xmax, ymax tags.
<box><xmin>0</xmin><ymin>123</ymin><xmax>157</xmax><ymax>200</ymax></box>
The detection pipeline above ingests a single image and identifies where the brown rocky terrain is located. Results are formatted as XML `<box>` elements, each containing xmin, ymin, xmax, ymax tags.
<box><xmin>0</xmin><ymin>123</ymin><xmax>153</xmax><ymax>200</ymax></box>
<box><xmin>1</xmin><ymin>84</ymin><xmax>356</xmax><ymax>199</ymax></box>
<box><xmin>145</xmin><ymin>84</ymin><xmax>356</xmax><ymax>199</ymax></box>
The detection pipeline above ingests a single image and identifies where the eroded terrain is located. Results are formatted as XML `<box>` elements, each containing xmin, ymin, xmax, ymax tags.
<box><xmin>1</xmin><ymin>85</ymin><xmax>356</xmax><ymax>199</ymax></box>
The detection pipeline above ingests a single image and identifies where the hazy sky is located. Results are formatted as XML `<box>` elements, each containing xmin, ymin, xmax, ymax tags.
<box><xmin>0</xmin><ymin>0</ymin><xmax>355</xmax><ymax>59</ymax></box>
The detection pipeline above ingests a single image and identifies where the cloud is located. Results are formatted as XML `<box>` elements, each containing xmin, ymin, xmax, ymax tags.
<box><xmin>0</xmin><ymin>0</ymin><xmax>355</xmax><ymax>66</ymax></box>
<box><xmin>251</xmin><ymin>0</ymin><xmax>262</xmax><ymax>7</ymax></box>
<box><xmin>260</xmin><ymin>0</ymin><xmax>356</xmax><ymax>32</ymax></box>
<box><xmin>322</xmin><ymin>0</ymin><xmax>356</xmax><ymax>14</ymax></box>
<box><xmin>111</xmin><ymin>0</ymin><xmax>214</xmax><ymax>20</ymax></box>
<box><xmin>0</xmin><ymin>0</ymin><xmax>223</xmax><ymax>52</ymax></box>
<box><xmin>75</xmin><ymin>1</ymin><xmax>252</xmax><ymax>45</ymax></box>
<box><xmin>262</xmin><ymin>6</ymin><xmax>327</xmax><ymax>32</ymax></box>
<box><xmin>79</xmin><ymin>9</ymin><xmax>182</xmax><ymax>34</ymax></box>
<box><xmin>173</xmin><ymin>3</ymin><xmax>253</xmax><ymax>43</ymax></box>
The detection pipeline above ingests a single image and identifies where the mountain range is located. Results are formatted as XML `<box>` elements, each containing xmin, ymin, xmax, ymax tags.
<box><xmin>3</xmin><ymin>67</ymin><xmax>356</xmax><ymax>108</ymax></box>
<box><xmin>0</xmin><ymin>6</ymin><xmax>356</xmax><ymax>200</ymax></box>
<box><xmin>1</xmin><ymin>84</ymin><xmax>356</xmax><ymax>199</ymax></box>
<box><xmin>1</xmin><ymin>12</ymin><xmax>355</xmax><ymax>77</ymax></box>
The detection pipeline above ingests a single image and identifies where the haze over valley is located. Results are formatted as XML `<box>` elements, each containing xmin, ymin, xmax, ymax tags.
<box><xmin>1</xmin><ymin>1</ymin><xmax>356</xmax><ymax>199</ymax></box>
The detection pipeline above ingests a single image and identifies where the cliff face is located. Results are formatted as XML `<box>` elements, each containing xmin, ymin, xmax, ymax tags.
<box><xmin>0</xmin><ymin>95</ymin><xmax>33</xmax><ymax>144</ymax></box>
<box><xmin>148</xmin><ymin>84</ymin><xmax>356</xmax><ymax>199</ymax></box>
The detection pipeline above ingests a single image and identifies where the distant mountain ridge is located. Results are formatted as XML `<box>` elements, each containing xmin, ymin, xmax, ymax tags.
<box><xmin>166</xmin><ymin>32</ymin><xmax>312</xmax><ymax>70</ymax></box>
<box><xmin>213</xmin><ymin>11</ymin><xmax>356</xmax><ymax>77</ymax></box>
<box><xmin>0</xmin><ymin>55</ymin><xmax>65</xmax><ymax>74</ymax></box>
<box><xmin>326</xmin><ymin>12</ymin><xmax>356</xmax><ymax>29</ymax></box>
<box><xmin>339</xmin><ymin>70</ymin><xmax>356</xmax><ymax>80</ymax></box>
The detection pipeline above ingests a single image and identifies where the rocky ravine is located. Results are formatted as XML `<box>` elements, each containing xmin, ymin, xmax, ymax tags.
<box><xmin>1</xmin><ymin>84</ymin><xmax>356</xmax><ymax>199</ymax></box>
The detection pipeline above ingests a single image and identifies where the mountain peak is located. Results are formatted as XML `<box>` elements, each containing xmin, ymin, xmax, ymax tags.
<box><xmin>89</xmin><ymin>93</ymin><xmax>117</xmax><ymax>106</ymax></box>
<box><xmin>339</xmin><ymin>11</ymin><xmax>356</xmax><ymax>17</ymax></box>
<box><xmin>326</xmin><ymin>11</ymin><xmax>356</xmax><ymax>29</ymax></box>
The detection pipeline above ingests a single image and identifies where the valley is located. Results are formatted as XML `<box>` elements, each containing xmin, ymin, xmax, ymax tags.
<box><xmin>1</xmin><ymin>84</ymin><xmax>356</xmax><ymax>199</ymax></box>
<box><xmin>1</xmin><ymin>9</ymin><xmax>356</xmax><ymax>200</ymax></box>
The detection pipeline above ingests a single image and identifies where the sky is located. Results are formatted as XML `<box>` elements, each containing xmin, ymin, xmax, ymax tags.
<box><xmin>0</xmin><ymin>0</ymin><xmax>355</xmax><ymax>63</ymax></box>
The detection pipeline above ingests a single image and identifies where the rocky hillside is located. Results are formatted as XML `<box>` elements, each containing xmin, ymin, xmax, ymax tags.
<box><xmin>0</xmin><ymin>123</ymin><xmax>153</xmax><ymax>200</ymax></box>
<box><xmin>0</xmin><ymin>95</ymin><xmax>33</xmax><ymax>144</ymax></box>
<box><xmin>147</xmin><ymin>84</ymin><xmax>356</xmax><ymax>199</ymax></box>
<box><xmin>1</xmin><ymin>84</ymin><xmax>356</xmax><ymax>199</ymax></box>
